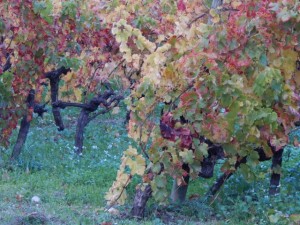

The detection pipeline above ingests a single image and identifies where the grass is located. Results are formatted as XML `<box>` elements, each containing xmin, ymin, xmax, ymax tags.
<box><xmin>0</xmin><ymin>107</ymin><xmax>300</xmax><ymax>224</ymax></box>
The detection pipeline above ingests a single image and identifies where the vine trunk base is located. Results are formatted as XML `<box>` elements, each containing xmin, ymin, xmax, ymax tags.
<box><xmin>133</xmin><ymin>147</ymin><xmax>285</xmax><ymax>218</ymax></box>
<box><xmin>131</xmin><ymin>184</ymin><xmax>152</xmax><ymax>219</ymax></box>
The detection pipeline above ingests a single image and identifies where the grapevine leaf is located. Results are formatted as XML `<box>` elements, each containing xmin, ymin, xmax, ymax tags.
<box><xmin>179</xmin><ymin>149</ymin><xmax>194</xmax><ymax>164</ymax></box>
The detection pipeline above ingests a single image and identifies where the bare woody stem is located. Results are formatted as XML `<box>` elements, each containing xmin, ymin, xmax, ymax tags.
<box><xmin>45</xmin><ymin>67</ymin><xmax>71</xmax><ymax>131</ymax></box>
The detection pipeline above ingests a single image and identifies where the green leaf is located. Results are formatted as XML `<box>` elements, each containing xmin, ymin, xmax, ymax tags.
<box><xmin>161</xmin><ymin>152</ymin><xmax>172</xmax><ymax>169</ymax></box>
<box><xmin>220</xmin><ymin>94</ymin><xmax>233</xmax><ymax>108</ymax></box>
<box><xmin>152</xmin><ymin>163</ymin><xmax>162</xmax><ymax>174</ymax></box>
<box><xmin>0</xmin><ymin>71</ymin><xmax>13</xmax><ymax>102</ymax></box>
<box><xmin>62</xmin><ymin>1</ymin><xmax>77</xmax><ymax>19</ymax></box>
<box><xmin>179</xmin><ymin>149</ymin><xmax>194</xmax><ymax>164</ymax></box>
<box><xmin>229</xmin><ymin>39</ymin><xmax>239</xmax><ymax>51</ymax></box>
<box><xmin>253</xmin><ymin>67</ymin><xmax>283</xmax><ymax>104</ymax></box>
<box><xmin>228</xmin><ymin>156</ymin><xmax>237</xmax><ymax>165</ymax></box>
<box><xmin>0</xmin><ymin>18</ymin><xmax>5</xmax><ymax>33</ymax></box>
<box><xmin>152</xmin><ymin>188</ymin><xmax>169</xmax><ymax>203</ymax></box>
<box><xmin>223</xmin><ymin>144</ymin><xmax>237</xmax><ymax>156</ymax></box>
<box><xmin>239</xmin><ymin>164</ymin><xmax>255</xmax><ymax>181</ymax></box>
<box><xmin>151</xmin><ymin>174</ymin><xmax>169</xmax><ymax>203</ymax></box>
<box><xmin>33</xmin><ymin>0</ymin><xmax>53</xmax><ymax>24</ymax></box>
<box><xmin>247</xmin><ymin>151</ymin><xmax>259</xmax><ymax>167</ymax></box>
<box><xmin>154</xmin><ymin>174</ymin><xmax>167</xmax><ymax>188</ymax></box>
<box><xmin>58</xmin><ymin>57</ymin><xmax>82</xmax><ymax>71</ymax></box>
<box><xmin>226</xmin><ymin>101</ymin><xmax>239</xmax><ymax>120</ymax></box>
<box><xmin>259</xmin><ymin>53</ymin><xmax>268</xmax><ymax>66</ymax></box>
<box><xmin>199</xmin><ymin>143</ymin><xmax>208</xmax><ymax>157</ymax></box>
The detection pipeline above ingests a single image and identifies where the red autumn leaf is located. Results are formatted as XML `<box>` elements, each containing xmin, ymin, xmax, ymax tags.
<box><xmin>176</xmin><ymin>127</ymin><xmax>191</xmax><ymax>136</ymax></box>
<box><xmin>180</xmin><ymin>134</ymin><xmax>192</xmax><ymax>148</ymax></box>
<box><xmin>161</xmin><ymin>112</ymin><xmax>176</xmax><ymax>127</ymax></box>
<box><xmin>177</xmin><ymin>0</ymin><xmax>186</xmax><ymax>11</ymax></box>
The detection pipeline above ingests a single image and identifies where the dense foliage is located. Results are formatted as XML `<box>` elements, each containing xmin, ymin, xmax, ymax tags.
<box><xmin>0</xmin><ymin>0</ymin><xmax>299</xmax><ymax>214</ymax></box>
<box><xmin>105</xmin><ymin>0</ymin><xmax>300</xmax><ymax>206</ymax></box>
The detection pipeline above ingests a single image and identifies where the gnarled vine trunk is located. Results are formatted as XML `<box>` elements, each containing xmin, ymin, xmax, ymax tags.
<box><xmin>10</xmin><ymin>90</ymin><xmax>35</xmax><ymax>161</ymax></box>
<box><xmin>10</xmin><ymin>90</ymin><xmax>48</xmax><ymax>161</ymax></box>
<box><xmin>10</xmin><ymin>115</ymin><xmax>31</xmax><ymax>161</ymax></box>
<box><xmin>52</xmin><ymin>88</ymin><xmax>123</xmax><ymax>155</ymax></box>
<box><xmin>10</xmin><ymin>67</ymin><xmax>69</xmax><ymax>161</ymax></box>
<box><xmin>46</xmin><ymin>67</ymin><xmax>70</xmax><ymax>131</ymax></box>
<box><xmin>50</xmin><ymin>77</ymin><xmax>65</xmax><ymax>131</ymax></box>
<box><xmin>131</xmin><ymin>184</ymin><xmax>152</xmax><ymax>219</ymax></box>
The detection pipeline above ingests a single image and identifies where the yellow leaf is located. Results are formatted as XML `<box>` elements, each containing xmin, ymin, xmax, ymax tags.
<box><xmin>232</xmin><ymin>0</ymin><xmax>242</xmax><ymax>8</ymax></box>
<box><xmin>249</xmin><ymin>126</ymin><xmax>260</xmax><ymax>138</ymax></box>
<box><xmin>209</xmin><ymin>9</ymin><xmax>218</xmax><ymax>17</ymax></box>
<box><xmin>272</xmin><ymin>58</ymin><xmax>282</xmax><ymax>68</ymax></box>
<box><xmin>59</xmin><ymin>85</ymin><xmax>68</xmax><ymax>94</ymax></box>
<box><xmin>124</xmin><ymin>146</ymin><xmax>138</xmax><ymax>156</ymax></box>
<box><xmin>105</xmin><ymin>186</ymin><xmax>128</xmax><ymax>205</ymax></box>
<box><xmin>132</xmin><ymin>54</ymin><xmax>140</xmax><ymax>69</ymax></box>
<box><xmin>31</xmin><ymin>83</ymin><xmax>36</xmax><ymax>89</ymax></box>
<box><xmin>74</xmin><ymin>89</ymin><xmax>82</xmax><ymax>101</ymax></box>
<box><xmin>126</xmin><ymin>157</ymin><xmax>145</xmax><ymax>176</ymax></box>
<box><xmin>293</xmin><ymin>70</ymin><xmax>300</xmax><ymax>86</ymax></box>
<box><xmin>123</xmin><ymin>146</ymin><xmax>146</xmax><ymax>176</ymax></box>
<box><xmin>116</xmin><ymin>169</ymin><xmax>129</xmax><ymax>181</ymax></box>
<box><xmin>35</xmin><ymin>92</ymin><xmax>42</xmax><ymax>103</ymax></box>
<box><xmin>62</xmin><ymin>72</ymin><xmax>73</xmax><ymax>82</ymax></box>
<box><xmin>44</xmin><ymin>92</ymin><xmax>51</xmax><ymax>102</ymax></box>
<box><xmin>105</xmin><ymin>169</ymin><xmax>130</xmax><ymax>205</ymax></box>
<box><xmin>212</xmin><ymin>15</ymin><xmax>220</xmax><ymax>23</ymax></box>
<box><xmin>281</xmin><ymin>49</ymin><xmax>298</xmax><ymax>79</ymax></box>
<box><xmin>168</xmin><ymin>147</ymin><xmax>179</xmax><ymax>163</ymax></box>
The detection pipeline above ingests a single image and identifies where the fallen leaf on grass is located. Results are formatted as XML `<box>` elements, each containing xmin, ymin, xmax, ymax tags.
<box><xmin>16</xmin><ymin>194</ymin><xmax>23</xmax><ymax>202</ymax></box>
<box><xmin>189</xmin><ymin>194</ymin><xmax>200</xmax><ymax>200</ymax></box>
<box><xmin>107</xmin><ymin>207</ymin><xmax>120</xmax><ymax>216</ymax></box>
